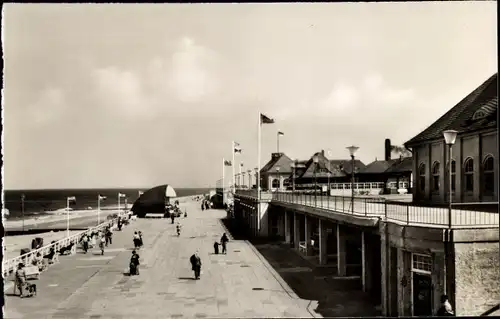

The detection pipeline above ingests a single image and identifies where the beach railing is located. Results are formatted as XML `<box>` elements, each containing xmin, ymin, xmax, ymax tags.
<box><xmin>2</xmin><ymin>216</ymin><xmax>124</xmax><ymax>277</ymax></box>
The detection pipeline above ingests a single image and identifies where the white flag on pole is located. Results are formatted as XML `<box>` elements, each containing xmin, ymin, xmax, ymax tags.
<box><xmin>67</xmin><ymin>196</ymin><xmax>76</xmax><ymax>202</ymax></box>
<box><xmin>138</xmin><ymin>191</ymin><xmax>144</xmax><ymax>196</ymax></box>
<box><xmin>98</xmin><ymin>195</ymin><xmax>107</xmax><ymax>201</ymax></box>
<box><xmin>118</xmin><ymin>193</ymin><xmax>126</xmax><ymax>198</ymax></box>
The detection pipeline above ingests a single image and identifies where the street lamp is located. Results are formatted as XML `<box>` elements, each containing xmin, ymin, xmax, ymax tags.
<box><xmin>247</xmin><ymin>169</ymin><xmax>252</xmax><ymax>188</ymax></box>
<box><xmin>313</xmin><ymin>154</ymin><xmax>319</xmax><ymax>206</ymax></box>
<box><xmin>443</xmin><ymin>130</ymin><xmax>458</xmax><ymax>228</ymax></box>
<box><xmin>443</xmin><ymin>130</ymin><xmax>457</xmax><ymax>297</ymax></box>
<box><xmin>21</xmin><ymin>194</ymin><xmax>25</xmax><ymax>232</ymax></box>
<box><xmin>346</xmin><ymin>145</ymin><xmax>359</xmax><ymax>213</ymax></box>
<box><xmin>291</xmin><ymin>160</ymin><xmax>297</xmax><ymax>193</ymax></box>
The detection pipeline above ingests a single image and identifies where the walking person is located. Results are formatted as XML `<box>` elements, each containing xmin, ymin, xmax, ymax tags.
<box><xmin>220</xmin><ymin>233</ymin><xmax>229</xmax><ymax>254</ymax></box>
<box><xmin>133</xmin><ymin>231</ymin><xmax>141</xmax><ymax>249</ymax></box>
<box><xmin>105</xmin><ymin>227</ymin><xmax>113</xmax><ymax>246</ymax></box>
<box><xmin>138</xmin><ymin>231</ymin><xmax>144</xmax><ymax>247</ymax></box>
<box><xmin>14</xmin><ymin>263</ymin><xmax>27</xmax><ymax>298</ymax></box>
<box><xmin>129</xmin><ymin>250</ymin><xmax>140</xmax><ymax>275</ymax></box>
<box><xmin>213</xmin><ymin>241</ymin><xmax>220</xmax><ymax>254</ymax></box>
<box><xmin>189</xmin><ymin>251</ymin><xmax>202</xmax><ymax>280</ymax></box>
<box><xmin>82</xmin><ymin>234</ymin><xmax>89</xmax><ymax>254</ymax></box>
<box><xmin>99</xmin><ymin>234</ymin><xmax>105</xmax><ymax>255</ymax></box>
<box><xmin>437</xmin><ymin>295</ymin><xmax>455</xmax><ymax>316</ymax></box>
<box><xmin>171</xmin><ymin>214</ymin><xmax>175</xmax><ymax>224</ymax></box>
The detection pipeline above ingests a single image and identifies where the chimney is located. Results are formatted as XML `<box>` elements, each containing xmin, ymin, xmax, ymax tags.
<box><xmin>321</xmin><ymin>150</ymin><xmax>325</xmax><ymax>156</ymax></box>
<box><xmin>385</xmin><ymin>139</ymin><xmax>391</xmax><ymax>161</ymax></box>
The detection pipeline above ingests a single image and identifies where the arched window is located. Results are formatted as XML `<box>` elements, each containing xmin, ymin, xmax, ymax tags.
<box><xmin>464</xmin><ymin>158</ymin><xmax>474</xmax><ymax>192</ymax></box>
<box><xmin>483</xmin><ymin>156</ymin><xmax>495</xmax><ymax>196</ymax></box>
<box><xmin>446</xmin><ymin>160</ymin><xmax>456</xmax><ymax>191</ymax></box>
<box><xmin>432</xmin><ymin>161</ymin><xmax>440</xmax><ymax>192</ymax></box>
<box><xmin>418</xmin><ymin>163</ymin><xmax>426</xmax><ymax>192</ymax></box>
<box><xmin>272</xmin><ymin>178</ymin><xmax>280</xmax><ymax>189</ymax></box>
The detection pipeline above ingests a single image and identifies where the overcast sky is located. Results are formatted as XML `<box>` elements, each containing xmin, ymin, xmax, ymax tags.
<box><xmin>2</xmin><ymin>3</ymin><xmax>497</xmax><ymax>190</ymax></box>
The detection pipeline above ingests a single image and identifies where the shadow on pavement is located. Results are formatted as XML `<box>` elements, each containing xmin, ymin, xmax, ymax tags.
<box><xmin>178</xmin><ymin>277</ymin><xmax>196</xmax><ymax>281</ymax></box>
<box><xmin>220</xmin><ymin>217</ymin><xmax>381</xmax><ymax>318</ymax></box>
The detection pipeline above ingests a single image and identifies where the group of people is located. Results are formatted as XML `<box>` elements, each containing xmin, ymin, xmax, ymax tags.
<box><xmin>79</xmin><ymin>226</ymin><xmax>114</xmax><ymax>255</ymax></box>
<box><xmin>201</xmin><ymin>200</ymin><xmax>212</xmax><ymax>211</ymax></box>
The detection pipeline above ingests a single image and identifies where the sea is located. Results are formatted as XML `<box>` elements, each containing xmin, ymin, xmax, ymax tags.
<box><xmin>2</xmin><ymin>187</ymin><xmax>212</xmax><ymax>220</ymax></box>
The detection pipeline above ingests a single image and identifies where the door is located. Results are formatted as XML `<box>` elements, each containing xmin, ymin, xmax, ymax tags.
<box><xmin>413</xmin><ymin>273</ymin><xmax>433</xmax><ymax>316</ymax></box>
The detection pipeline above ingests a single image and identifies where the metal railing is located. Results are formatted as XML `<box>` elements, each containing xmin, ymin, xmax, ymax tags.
<box><xmin>234</xmin><ymin>190</ymin><xmax>499</xmax><ymax>228</ymax></box>
<box><xmin>2</xmin><ymin>215</ymin><xmax>124</xmax><ymax>277</ymax></box>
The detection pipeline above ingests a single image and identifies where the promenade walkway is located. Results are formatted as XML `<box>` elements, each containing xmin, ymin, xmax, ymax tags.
<box><xmin>4</xmin><ymin>201</ymin><xmax>316</xmax><ymax>318</ymax></box>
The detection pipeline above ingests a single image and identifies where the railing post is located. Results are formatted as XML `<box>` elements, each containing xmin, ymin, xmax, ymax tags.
<box><xmin>364</xmin><ymin>198</ymin><xmax>367</xmax><ymax>216</ymax></box>
<box><xmin>406</xmin><ymin>204</ymin><xmax>410</xmax><ymax>225</ymax></box>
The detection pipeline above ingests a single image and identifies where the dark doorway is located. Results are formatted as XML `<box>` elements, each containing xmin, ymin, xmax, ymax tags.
<box><xmin>390</xmin><ymin>247</ymin><xmax>398</xmax><ymax>317</ymax></box>
<box><xmin>412</xmin><ymin>273</ymin><xmax>433</xmax><ymax>316</ymax></box>
<box><xmin>370</xmin><ymin>234</ymin><xmax>382</xmax><ymax>305</ymax></box>
<box><xmin>290</xmin><ymin>213</ymin><xmax>295</xmax><ymax>246</ymax></box>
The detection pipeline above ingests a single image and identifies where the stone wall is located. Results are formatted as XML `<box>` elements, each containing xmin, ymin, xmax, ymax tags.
<box><xmin>454</xmin><ymin>242</ymin><xmax>500</xmax><ymax>316</ymax></box>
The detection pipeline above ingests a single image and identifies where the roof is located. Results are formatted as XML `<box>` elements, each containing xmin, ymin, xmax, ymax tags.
<box><xmin>405</xmin><ymin>73</ymin><xmax>497</xmax><ymax>146</ymax></box>
<box><xmin>361</xmin><ymin>157</ymin><xmax>413</xmax><ymax>174</ymax></box>
<box><xmin>131</xmin><ymin>184</ymin><xmax>177</xmax><ymax>217</ymax></box>
<box><xmin>297</xmin><ymin>152</ymin><xmax>366</xmax><ymax>178</ymax></box>
<box><xmin>260</xmin><ymin>153</ymin><xmax>294</xmax><ymax>174</ymax></box>
<box><xmin>384</xmin><ymin>157</ymin><xmax>413</xmax><ymax>174</ymax></box>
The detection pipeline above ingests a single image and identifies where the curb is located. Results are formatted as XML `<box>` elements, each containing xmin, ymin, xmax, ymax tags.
<box><xmin>245</xmin><ymin>241</ymin><xmax>299</xmax><ymax>300</ymax></box>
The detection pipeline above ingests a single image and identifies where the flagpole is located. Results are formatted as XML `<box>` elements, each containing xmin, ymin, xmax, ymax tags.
<box><xmin>66</xmin><ymin>197</ymin><xmax>70</xmax><ymax>237</ymax></box>
<box><xmin>232</xmin><ymin>141</ymin><xmax>236</xmax><ymax>194</ymax></box>
<box><xmin>222</xmin><ymin>157</ymin><xmax>225</xmax><ymax>204</ymax></box>
<box><xmin>118</xmin><ymin>193</ymin><xmax>120</xmax><ymax>216</ymax></box>
<box><xmin>257</xmin><ymin>112</ymin><xmax>261</xmax><ymax>237</ymax></box>
<box><xmin>277</xmin><ymin>132</ymin><xmax>280</xmax><ymax>153</ymax></box>
<box><xmin>98</xmin><ymin>195</ymin><xmax>100</xmax><ymax>225</ymax></box>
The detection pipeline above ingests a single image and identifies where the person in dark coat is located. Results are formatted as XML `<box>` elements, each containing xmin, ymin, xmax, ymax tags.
<box><xmin>138</xmin><ymin>231</ymin><xmax>144</xmax><ymax>247</ymax></box>
<box><xmin>129</xmin><ymin>250</ymin><xmax>140</xmax><ymax>275</ymax></box>
<box><xmin>220</xmin><ymin>233</ymin><xmax>229</xmax><ymax>254</ymax></box>
<box><xmin>201</xmin><ymin>202</ymin><xmax>205</xmax><ymax>211</ymax></box>
<box><xmin>189</xmin><ymin>251</ymin><xmax>202</xmax><ymax>279</ymax></box>
<box><xmin>213</xmin><ymin>241</ymin><xmax>219</xmax><ymax>254</ymax></box>
<box><xmin>133</xmin><ymin>231</ymin><xmax>141</xmax><ymax>249</ymax></box>
<box><xmin>117</xmin><ymin>217</ymin><xmax>122</xmax><ymax>231</ymax></box>
<box><xmin>171</xmin><ymin>214</ymin><xmax>175</xmax><ymax>224</ymax></box>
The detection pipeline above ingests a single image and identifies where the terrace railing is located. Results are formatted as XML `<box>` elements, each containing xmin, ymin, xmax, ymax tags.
<box><xmin>234</xmin><ymin>190</ymin><xmax>499</xmax><ymax>228</ymax></box>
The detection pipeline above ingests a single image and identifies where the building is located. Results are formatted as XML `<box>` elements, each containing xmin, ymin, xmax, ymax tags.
<box><xmin>259</xmin><ymin>152</ymin><xmax>294</xmax><ymax>191</ymax></box>
<box><xmin>405</xmin><ymin>73</ymin><xmax>498</xmax><ymax>205</ymax></box>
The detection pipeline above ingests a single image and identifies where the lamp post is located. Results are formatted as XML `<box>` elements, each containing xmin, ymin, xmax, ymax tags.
<box><xmin>313</xmin><ymin>155</ymin><xmax>319</xmax><ymax>206</ymax></box>
<box><xmin>347</xmin><ymin>146</ymin><xmax>359</xmax><ymax>213</ymax></box>
<box><xmin>443</xmin><ymin>130</ymin><xmax>457</xmax><ymax>297</ymax></box>
<box><xmin>247</xmin><ymin>169</ymin><xmax>252</xmax><ymax>188</ymax></box>
<box><xmin>21</xmin><ymin>194</ymin><xmax>25</xmax><ymax>232</ymax></box>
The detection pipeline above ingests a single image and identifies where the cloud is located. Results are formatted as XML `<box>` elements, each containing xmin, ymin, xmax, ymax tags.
<box><xmin>25</xmin><ymin>87</ymin><xmax>66</xmax><ymax>124</ymax></box>
<box><xmin>318</xmin><ymin>74</ymin><xmax>416</xmax><ymax>115</ymax></box>
<box><xmin>168</xmin><ymin>36</ymin><xmax>219</xmax><ymax>103</ymax></box>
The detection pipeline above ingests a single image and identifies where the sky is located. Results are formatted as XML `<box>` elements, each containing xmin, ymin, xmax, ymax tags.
<box><xmin>2</xmin><ymin>3</ymin><xmax>497</xmax><ymax>190</ymax></box>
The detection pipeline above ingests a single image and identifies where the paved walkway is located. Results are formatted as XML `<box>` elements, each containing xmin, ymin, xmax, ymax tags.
<box><xmin>4</xmin><ymin>202</ymin><xmax>315</xmax><ymax>319</ymax></box>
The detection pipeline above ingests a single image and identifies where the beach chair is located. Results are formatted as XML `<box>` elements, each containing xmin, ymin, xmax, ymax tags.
<box><xmin>24</xmin><ymin>265</ymin><xmax>40</xmax><ymax>280</ymax></box>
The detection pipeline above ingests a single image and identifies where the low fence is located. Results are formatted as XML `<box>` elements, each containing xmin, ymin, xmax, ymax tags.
<box><xmin>2</xmin><ymin>215</ymin><xmax>123</xmax><ymax>277</ymax></box>
<box><xmin>257</xmin><ymin>191</ymin><xmax>499</xmax><ymax>228</ymax></box>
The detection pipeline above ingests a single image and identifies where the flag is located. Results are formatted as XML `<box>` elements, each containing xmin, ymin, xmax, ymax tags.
<box><xmin>118</xmin><ymin>193</ymin><xmax>126</xmax><ymax>198</ymax></box>
<box><xmin>260</xmin><ymin>113</ymin><xmax>274</xmax><ymax>124</ymax></box>
<box><xmin>138</xmin><ymin>191</ymin><xmax>144</xmax><ymax>196</ymax></box>
<box><xmin>234</xmin><ymin>141</ymin><xmax>242</xmax><ymax>153</ymax></box>
<box><xmin>224</xmin><ymin>160</ymin><xmax>232</xmax><ymax>166</ymax></box>
<box><xmin>278</xmin><ymin>131</ymin><xmax>284</xmax><ymax>136</ymax></box>
<box><xmin>67</xmin><ymin>196</ymin><xmax>76</xmax><ymax>202</ymax></box>
<box><xmin>98</xmin><ymin>195</ymin><xmax>107</xmax><ymax>201</ymax></box>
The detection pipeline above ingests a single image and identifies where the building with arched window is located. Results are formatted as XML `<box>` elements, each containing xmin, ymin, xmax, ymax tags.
<box><xmin>405</xmin><ymin>73</ymin><xmax>498</xmax><ymax>204</ymax></box>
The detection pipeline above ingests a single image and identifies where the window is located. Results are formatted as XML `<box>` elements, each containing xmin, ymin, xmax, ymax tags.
<box><xmin>446</xmin><ymin>160</ymin><xmax>456</xmax><ymax>191</ymax></box>
<box><xmin>483</xmin><ymin>156</ymin><xmax>495</xmax><ymax>196</ymax></box>
<box><xmin>272</xmin><ymin>179</ymin><xmax>280</xmax><ymax>189</ymax></box>
<box><xmin>418</xmin><ymin>163</ymin><xmax>426</xmax><ymax>192</ymax></box>
<box><xmin>388</xmin><ymin>182</ymin><xmax>397</xmax><ymax>189</ymax></box>
<box><xmin>412</xmin><ymin>254</ymin><xmax>432</xmax><ymax>273</ymax></box>
<box><xmin>283</xmin><ymin>179</ymin><xmax>290</xmax><ymax>188</ymax></box>
<box><xmin>464</xmin><ymin>158</ymin><xmax>474</xmax><ymax>192</ymax></box>
<box><xmin>432</xmin><ymin>162</ymin><xmax>440</xmax><ymax>192</ymax></box>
